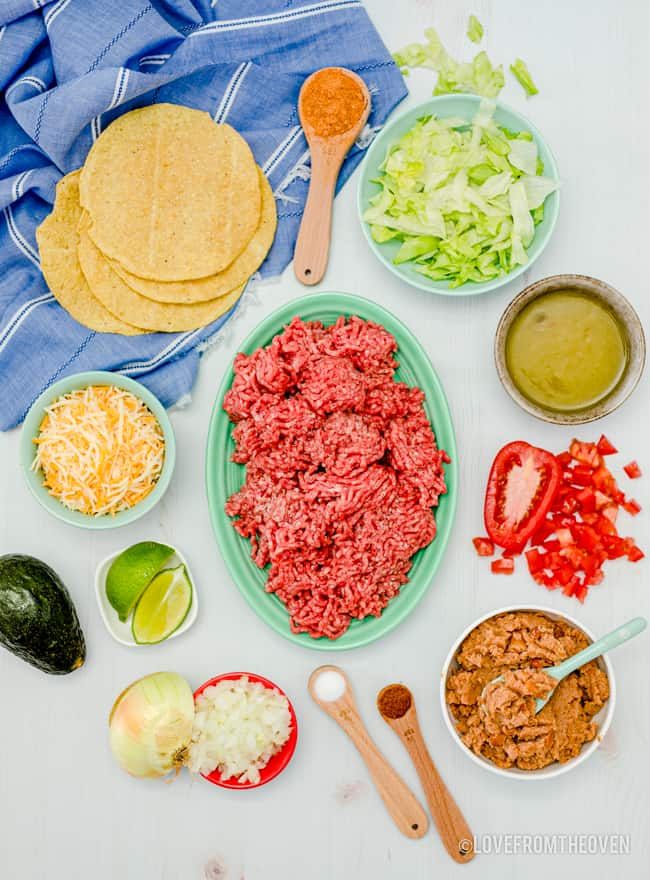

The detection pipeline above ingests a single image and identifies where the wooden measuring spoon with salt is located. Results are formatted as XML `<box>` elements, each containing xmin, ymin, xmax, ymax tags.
<box><xmin>377</xmin><ymin>684</ymin><xmax>475</xmax><ymax>863</ymax></box>
<box><xmin>309</xmin><ymin>666</ymin><xmax>428</xmax><ymax>839</ymax></box>
<box><xmin>294</xmin><ymin>68</ymin><xmax>371</xmax><ymax>285</ymax></box>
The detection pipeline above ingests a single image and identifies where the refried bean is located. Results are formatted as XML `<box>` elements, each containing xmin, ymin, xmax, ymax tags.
<box><xmin>446</xmin><ymin>612</ymin><xmax>610</xmax><ymax>771</ymax></box>
<box><xmin>480</xmin><ymin>668</ymin><xmax>557</xmax><ymax>731</ymax></box>
<box><xmin>300</xmin><ymin>68</ymin><xmax>367</xmax><ymax>138</ymax></box>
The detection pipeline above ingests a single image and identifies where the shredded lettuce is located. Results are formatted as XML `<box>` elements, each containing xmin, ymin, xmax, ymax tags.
<box><xmin>394</xmin><ymin>27</ymin><xmax>504</xmax><ymax>98</ymax></box>
<box><xmin>395</xmin><ymin>27</ymin><xmax>540</xmax><ymax>100</ymax></box>
<box><xmin>362</xmin><ymin>100</ymin><xmax>559</xmax><ymax>288</ymax></box>
<box><xmin>510</xmin><ymin>59</ymin><xmax>539</xmax><ymax>96</ymax></box>
<box><xmin>467</xmin><ymin>15</ymin><xmax>483</xmax><ymax>44</ymax></box>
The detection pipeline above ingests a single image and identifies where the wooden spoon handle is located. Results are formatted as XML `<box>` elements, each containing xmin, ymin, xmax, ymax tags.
<box><xmin>293</xmin><ymin>154</ymin><xmax>340</xmax><ymax>285</ymax></box>
<box><xmin>342</xmin><ymin>720</ymin><xmax>429</xmax><ymax>839</ymax></box>
<box><xmin>403</xmin><ymin>719</ymin><xmax>474</xmax><ymax>862</ymax></box>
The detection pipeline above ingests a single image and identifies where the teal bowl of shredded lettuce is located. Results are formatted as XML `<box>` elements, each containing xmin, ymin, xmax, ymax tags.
<box><xmin>358</xmin><ymin>94</ymin><xmax>560</xmax><ymax>296</ymax></box>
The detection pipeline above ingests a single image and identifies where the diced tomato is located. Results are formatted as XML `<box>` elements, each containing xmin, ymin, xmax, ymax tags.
<box><xmin>569</xmin><ymin>465</ymin><xmax>595</xmax><ymax>487</ymax></box>
<box><xmin>483</xmin><ymin>442</ymin><xmax>561</xmax><ymax>551</ymax></box>
<box><xmin>472</xmin><ymin>537</ymin><xmax>494</xmax><ymax>557</ymax></box>
<box><xmin>601</xmin><ymin>534</ymin><xmax>625</xmax><ymax>559</ymax></box>
<box><xmin>558</xmin><ymin>494</ymin><xmax>579</xmax><ymax>515</ymax></box>
<box><xmin>592</xmin><ymin>466</ymin><xmax>618</xmax><ymax>495</ymax></box>
<box><xmin>576</xmin><ymin>487</ymin><xmax>596</xmax><ymax>514</ymax></box>
<box><xmin>594</xmin><ymin>490</ymin><xmax>611</xmax><ymax>510</ymax></box>
<box><xmin>530</xmin><ymin>520</ymin><xmax>555</xmax><ymax>546</ymax></box>
<box><xmin>623</xmin><ymin>461</ymin><xmax>642</xmax><ymax>479</ymax></box>
<box><xmin>482</xmin><ymin>436</ymin><xmax>642</xmax><ymax>599</ymax></box>
<box><xmin>551</xmin><ymin>513</ymin><xmax>575</xmax><ymax>530</ymax></box>
<box><xmin>581</xmin><ymin>553</ymin><xmax>602</xmax><ymax>575</ymax></box>
<box><xmin>573</xmin><ymin>523</ymin><xmax>600</xmax><ymax>553</ymax></box>
<box><xmin>560</xmin><ymin>546</ymin><xmax>584</xmax><ymax>568</ymax></box>
<box><xmin>525</xmin><ymin>548</ymin><xmax>545</xmax><ymax>574</ymax></box>
<box><xmin>601</xmin><ymin>503</ymin><xmax>619</xmax><ymax>524</ymax></box>
<box><xmin>594</xmin><ymin>515</ymin><xmax>617</xmax><ymax>536</ymax></box>
<box><xmin>542</xmin><ymin>539</ymin><xmax>561</xmax><ymax>552</ymax></box>
<box><xmin>562</xmin><ymin>575</ymin><xmax>581</xmax><ymax>597</ymax></box>
<box><xmin>569</xmin><ymin>440</ymin><xmax>601</xmax><ymax>468</ymax></box>
<box><xmin>555</xmin><ymin>528</ymin><xmax>573</xmax><ymax>547</ymax></box>
<box><xmin>597</xmin><ymin>435</ymin><xmax>618</xmax><ymax>456</ymax></box>
<box><xmin>491</xmin><ymin>556</ymin><xmax>515</xmax><ymax>575</ymax></box>
<box><xmin>574</xmin><ymin>584</ymin><xmax>589</xmax><ymax>603</ymax></box>
<box><xmin>554</xmin><ymin>564</ymin><xmax>575</xmax><ymax>586</ymax></box>
<box><xmin>626</xmin><ymin>543</ymin><xmax>645</xmax><ymax>562</ymax></box>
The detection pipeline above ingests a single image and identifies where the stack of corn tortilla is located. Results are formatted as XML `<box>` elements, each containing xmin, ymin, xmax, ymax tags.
<box><xmin>37</xmin><ymin>103</ymin><xmax>276</xmax><ymax>335</ymax></box>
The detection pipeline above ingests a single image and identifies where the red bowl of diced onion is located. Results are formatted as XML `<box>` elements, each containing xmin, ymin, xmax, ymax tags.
<box><xmin>192</xmin><ymin>672</ymin><xmax>298</xmax><ymax>789</ymax></box>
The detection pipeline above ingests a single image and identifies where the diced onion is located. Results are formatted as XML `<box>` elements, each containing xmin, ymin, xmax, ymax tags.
<box><xmin>188</xmin><ymin>677</ymin><xmax>292</xmax><ymax>784</ymax></box>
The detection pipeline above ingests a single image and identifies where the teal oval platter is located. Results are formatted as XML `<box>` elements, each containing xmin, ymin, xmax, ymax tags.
<box><xmin>20</xmin><ymin>370</ymin><xmax>176</xmax><ymax>529</ymax></box>
<box><xmin>206</xmin><ymin>292</ymin><xmax>458</xmax><ymax>651</ymax></box>
<box><xmin>357</xmin><ymin>94</ymin><xmax>560</xmax><ymax>297</ymax></box>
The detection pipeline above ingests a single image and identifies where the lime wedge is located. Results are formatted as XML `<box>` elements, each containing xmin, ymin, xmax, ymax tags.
<box><xmin>106</xmin><ymin>541</ymin><xmax>175</xmax><ymax>622</ymax></box>
<box><xmin>132</xmin><ymin>564</ymin><xmax>192</xmax><ymax>645</ymax></box>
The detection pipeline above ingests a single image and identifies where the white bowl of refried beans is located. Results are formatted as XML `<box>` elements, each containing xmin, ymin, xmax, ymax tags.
<box><xmin>440</xmin><ymin>606</ymin><xmax>615</xmax><ymax>779</ymax></box>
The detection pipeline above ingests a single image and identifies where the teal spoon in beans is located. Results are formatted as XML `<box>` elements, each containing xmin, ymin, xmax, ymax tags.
<box><xmin>480</xmin><ymin>617</ymin><xmax>647</xmax><ymax>716</ymax></box>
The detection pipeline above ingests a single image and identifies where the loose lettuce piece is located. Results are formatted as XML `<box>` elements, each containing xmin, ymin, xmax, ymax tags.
<box><xmin>521</xmin><ymin>175</ymin><xmax>559</xmax><ymax>210</ymax></box>
<box><xmin>362</xmin><ymin>100</ymin><xmax>559</xmax><ymax>288</ymax></box>
<box><xmin>394</xmin><ymin>27</ymin><xmax>504</xmax><ymax>99</ymax></box>
<box><xmin>394</xmin><ymin>236</ymin><xmax>439</xmax><ymax>264</ymax></box>
<box><xmin>395</xmin><ymin>26</ymin><xmax>541</xmax><ymax>100</ymax></box>
<box><xmin>507</xmin><ymin>138</ymin><xmax>538</xmax><ymax>175</ymax></box>
<box><xmin>467</xmin><ymin>15</ymin><xmax>483</xmax><ymax>44</ymax></box>
<box><xmin>510</xmin><ymin>59</ymin><xmax>539</xmax><ymax>96</ymax></box>
<box><xmin>370</xmin><ymin>225</ymin><xmax>400</xmax><ymax>244</ymax></box>
<box><xmin>508</xmin><ymin>180</ymin><xmax>534</xmax><ymax>249</ymax></box>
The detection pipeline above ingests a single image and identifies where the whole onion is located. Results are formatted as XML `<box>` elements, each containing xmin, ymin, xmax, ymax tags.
<box><xmin>108</xmin><ymin>671</ymin><xmax>194</xmax><ymax>778</ymax></box>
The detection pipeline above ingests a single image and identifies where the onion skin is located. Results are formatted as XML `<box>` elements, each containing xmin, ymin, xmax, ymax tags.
<box><xmin>108</xmin><ymin>671</ymin><xmax>194</xmax><ymax>778</ymax></box>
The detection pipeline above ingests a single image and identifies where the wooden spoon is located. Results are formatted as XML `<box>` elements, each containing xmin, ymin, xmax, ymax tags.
<box><xmin>309</xmin><ymin>666</ymin><xmax>428</xmax><ymax>839</ymax></box>
<box><xmin>294</xmin><ymin>68</ymin><xmax>371</xmax><ymax>285</ymax></box>
<box><xmin>377</xmin><ymin>684</ymin><xmax>475</xmax><ymax>863</ymax></box>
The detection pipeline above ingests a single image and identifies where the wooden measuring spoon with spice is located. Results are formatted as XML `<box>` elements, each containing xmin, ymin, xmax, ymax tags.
<box><xmin>309</xmin><ymin>666</ymin><xmax>428</xmax><ymax>839</ymax></box>
<box><xmin>294</xmin><ymin>67</ymin><xmax>371</xmax><ymax>285</ymax></box>
<box><xmin>377</xmin><ymin>684</ymin><xmax>475</xmax><ymax>864</ymax></box>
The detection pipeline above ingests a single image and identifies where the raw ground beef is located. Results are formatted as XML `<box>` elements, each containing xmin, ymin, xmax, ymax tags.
<box><xmin>223</xmin><ymin>315</ymin><xmax>450</xmax><ymax>639</ymax></box>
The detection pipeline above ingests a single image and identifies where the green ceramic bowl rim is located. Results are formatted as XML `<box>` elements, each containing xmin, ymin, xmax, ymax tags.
<box><xmin>20</xmin><ymin>370</ymin><xmax>176</xmax><ymax>530</ymax></box>
<box><xmin>205</xmin><ymin>292</ymin><xmax>458</xmax><ymax>651</ymax></box>
<box><xmin>356</xmin><ymin>93</ymin><xmax>561</xmax><ymax>297</ymax></box>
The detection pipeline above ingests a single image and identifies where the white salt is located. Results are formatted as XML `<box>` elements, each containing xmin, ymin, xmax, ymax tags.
<box><xmin>314</xmin><ymin>669</ymin><xmax>347</xmax><ymax>702</ymax></box>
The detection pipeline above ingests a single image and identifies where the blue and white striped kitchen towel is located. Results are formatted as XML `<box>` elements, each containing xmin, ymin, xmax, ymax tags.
<box><xmin>0</xmin><ymin>0</ymin><xmax>406</xmax><ymax>430</ymax></box>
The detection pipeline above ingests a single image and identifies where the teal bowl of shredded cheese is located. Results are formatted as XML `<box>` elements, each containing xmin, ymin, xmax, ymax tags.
<box><xmin>358</xmin><ymin>94</ymin><xmax>560</xmax><ymax>296</ymax></box>
<box><xmin>20</xmin><ymin>371</ymin><xmax>175</xmax><ymax>529</ymax></box>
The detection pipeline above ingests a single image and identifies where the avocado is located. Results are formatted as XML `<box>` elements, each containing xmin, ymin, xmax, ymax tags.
<box><xmin>0</xmin><ymin>555</ymin><xmax>85</xmax><ymax>674</ymax></box>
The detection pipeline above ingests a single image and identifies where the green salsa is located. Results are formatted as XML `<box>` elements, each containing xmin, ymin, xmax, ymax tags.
<box><xmin>505</xmin><ymin>290</ymin><xmax>628</xmax><ymax>412</ymax></box>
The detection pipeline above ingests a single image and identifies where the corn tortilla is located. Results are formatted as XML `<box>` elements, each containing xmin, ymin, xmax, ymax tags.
<box><xmin>110</xmin><ymin>168</ymin><xmax>276</xmax><ymax>304</ymax></box>
<box><xmin>77</xmin><ymin>213</ymin><xmax>244</xmax><ymax>332</ymax></box>
<box><xmin>79</xmin><ymin>103</ymin><xmax>260</xmax><ymax>281</ymax></box>
<box><xmin>36</xmin><ymin>172</ymin><xmax>143</xmax><ymax>336</ymax></box>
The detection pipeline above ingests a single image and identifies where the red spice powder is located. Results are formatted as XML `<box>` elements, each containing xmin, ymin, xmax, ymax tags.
<box><xmin>300</xmin><ymin>68</ymin><xmax>367</xmax><ymax>138</ymax></box>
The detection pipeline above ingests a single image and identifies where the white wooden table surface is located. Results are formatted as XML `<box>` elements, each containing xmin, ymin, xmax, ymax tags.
<box><xmin>1</xmin><ymin>1</ymin><xmax>648</xmax><ymax>878</ymax></box>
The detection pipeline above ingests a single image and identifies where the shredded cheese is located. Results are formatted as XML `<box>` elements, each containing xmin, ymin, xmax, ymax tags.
<box><xmin>32</xmin><ymin>385</ymin><xmax>165</xmax><ymax>516</ymax></box>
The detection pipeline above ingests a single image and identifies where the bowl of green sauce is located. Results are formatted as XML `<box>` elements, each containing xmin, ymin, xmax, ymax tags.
<box><xmin>495</xmin><ymin>275</ymin><xmax>645</xmax><ymax>424</ymax></box>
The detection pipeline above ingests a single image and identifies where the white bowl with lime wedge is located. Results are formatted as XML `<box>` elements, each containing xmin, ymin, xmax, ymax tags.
<box><xmin>95</xmin><ymin>540</ymin><xmax>197</xmax><ymax>646</ymax></box>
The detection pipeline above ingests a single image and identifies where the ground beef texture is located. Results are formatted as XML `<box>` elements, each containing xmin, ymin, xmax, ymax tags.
<box><xmin>223</xmin><ymin>315</ymin><xmax>450</xmax><ymax>639</ymax></box>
